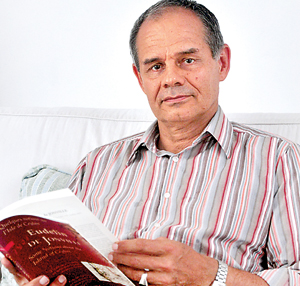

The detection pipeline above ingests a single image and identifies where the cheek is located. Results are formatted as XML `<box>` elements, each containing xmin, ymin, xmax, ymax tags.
<box><xmin>143</xmin><ymin>81</ymin><xmax>160</xmax><ymax>103</ymax></box>
<box><xmin>144</xmin><ymin>86</ymin><xmax>157</xmax><ymax>105</ymax></box>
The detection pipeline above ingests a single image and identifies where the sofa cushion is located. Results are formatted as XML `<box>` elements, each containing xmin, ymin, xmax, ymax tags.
<box><xmin>20</xmin><ymin>165</ymin><xmax>71</xmax><ymax>199</ymax></box>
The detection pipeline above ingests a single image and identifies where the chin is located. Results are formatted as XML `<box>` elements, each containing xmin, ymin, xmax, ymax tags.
<box><xmin>158</xmin><ymin>111</ymin><xmax>195</xmax><ymax>124</ymax></box>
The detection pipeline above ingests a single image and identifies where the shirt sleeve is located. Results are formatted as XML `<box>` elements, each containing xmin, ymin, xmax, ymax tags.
<box><xmin>68</xmin><ymin>155</ymin><xmax>87</xmax><ymax>200</ymax></box>
<box><xmin>255</xmin><ymin>142</ymin><xmax>300</xmax><ymax>285</ymax></box>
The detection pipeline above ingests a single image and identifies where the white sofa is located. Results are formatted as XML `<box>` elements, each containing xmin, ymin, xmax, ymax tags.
<box><xmin>1</xmin><ymin>106</ymin><xmax>300</xmax><ymax>210</ymax></box>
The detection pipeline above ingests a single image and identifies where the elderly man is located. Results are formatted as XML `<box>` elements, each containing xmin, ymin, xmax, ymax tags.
<box><xmin>3</xmin><ymin>0</ymin><xmax>300</xmax><ymax>285</ymax></box>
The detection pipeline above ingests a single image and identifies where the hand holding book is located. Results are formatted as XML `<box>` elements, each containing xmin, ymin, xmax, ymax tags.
<box><xmin>0</xmin><ymin>189</ymin><xmax>135</xmax><ymax>286</ymax></box>
<box><xmin>1</xmin><ymin>257</ymin><xmax>67</xmax><ymax>286</ymax></box>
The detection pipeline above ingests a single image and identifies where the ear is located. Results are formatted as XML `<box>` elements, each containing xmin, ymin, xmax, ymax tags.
<box><xmin>133</xmin><ymin>64</ymin><xmax>145</xmax><ymax>92</ymax></box>
<box><xmin>218</xmin><ymin>44</ymin><xmax>231</xmax><ymax>82</ymax></box>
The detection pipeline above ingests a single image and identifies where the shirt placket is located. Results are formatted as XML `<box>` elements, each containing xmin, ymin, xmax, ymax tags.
<box><xmin>149</xmin><ymin>154</ymin><xmax>180</xmax><ymax>238</ymax></box>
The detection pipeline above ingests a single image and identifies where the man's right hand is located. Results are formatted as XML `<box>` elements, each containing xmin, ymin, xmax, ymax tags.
<box><xmin>1</xmin><ymin>257</ymin><xmax>67</xmax><ymax>286</ymax></box>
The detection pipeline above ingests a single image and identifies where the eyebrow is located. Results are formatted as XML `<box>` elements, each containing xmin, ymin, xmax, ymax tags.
<box><xmin>178</xmin><ymin>48</ymin><xmax>199</xmax><ymax>56</ymax></box>
<box><xmin>143</xmin><ymin>57</ymin><xmax>161</xmax><ymax>66</ymax></box>
<box><xmin>142</xmin><ymin>48</ymin><xmax>199</xmax><ymax>66</ymax></box>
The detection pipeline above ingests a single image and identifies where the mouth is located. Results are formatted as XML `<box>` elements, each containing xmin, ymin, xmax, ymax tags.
<box><xmin>162</xmin><ymin>95</ymin><xmax>191</xmax><ymax>104</ymax></box>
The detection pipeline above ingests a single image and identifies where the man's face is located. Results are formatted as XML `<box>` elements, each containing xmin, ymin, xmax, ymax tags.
<box><xmin>133</xmin><ymin>7</ymin><xmax>230</xmax><ymax>126</ymax></box>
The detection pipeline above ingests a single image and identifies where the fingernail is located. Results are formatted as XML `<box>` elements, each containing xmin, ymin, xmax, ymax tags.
<box><xmin>108</xmin><ymin>253</ymin><xmax>113</xmax><ymax>261</ymax></box>
<box><xmin>39</xmin><ymin>276</ymin><xmax>49</xmax><ymax>285</ymax></box>
<box><xmin>112</xmin><ymin>243</ymin><xmax>118</xmax><ymax>251</ymax></box>
<box><xmin>58</xmin><ymin>275</ymin><xmax>66</xmax><ymax>284</ymax></box>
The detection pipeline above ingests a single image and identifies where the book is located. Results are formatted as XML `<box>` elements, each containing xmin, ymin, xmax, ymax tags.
<box><xmin>0</xmin><ymin>189</ymin><xmax>135</xmax><ymax>286</ymax></box>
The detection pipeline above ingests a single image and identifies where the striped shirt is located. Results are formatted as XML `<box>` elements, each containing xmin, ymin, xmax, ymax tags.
<box><xmin>68</xmin><ymin>107</ymin><xmax>300</xmax><ymax>286</ymax></box>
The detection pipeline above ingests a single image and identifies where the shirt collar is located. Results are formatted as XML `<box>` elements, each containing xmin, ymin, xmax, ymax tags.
<box><xmin>127</xmin><ymin>121</ymin><xmax>159</xmax><ymax>165</ymax></box>
<box><xmin>127</xmin><ymin>106</ymin><xmax>233</xmax><ymax>165</ymax></box>
<box><xmin>194</xmin><ymin>106</ymin><xmax>233</xmax><ymax>159</ymax></box>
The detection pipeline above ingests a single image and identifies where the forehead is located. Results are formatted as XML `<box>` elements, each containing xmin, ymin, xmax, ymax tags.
<box><xmin>136</xmin><ymin>7</ymin><xmax>209</xmax><ymax>60</ymax></box>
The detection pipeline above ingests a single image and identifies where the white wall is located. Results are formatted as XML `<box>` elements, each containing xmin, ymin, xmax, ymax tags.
<box><xmin>0</xmin><ymin>0</ymin><xmax>299</xmax><ymax>113</ymax></box>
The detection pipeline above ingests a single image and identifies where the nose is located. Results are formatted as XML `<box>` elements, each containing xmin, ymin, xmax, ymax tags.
<box><xmin>162</xmin><ymin>64</ymin><xmax>185</xmax><ymax>88</ymax></box>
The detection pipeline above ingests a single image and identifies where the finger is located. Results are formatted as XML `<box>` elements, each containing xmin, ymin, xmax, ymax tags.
<box><xmin>117</xmin><ymin>264</ymin><xmax>146</xmax><ymax>283</ymax></box>
<box><xmin>27</xmin><ymin>276</ymin><xmax>50</xmax><ymax>286</ymax></box>
<box><xmin>112</xmin><ymin>252</ymin><xmax>149</xmax><ymax>270</ymax></box>
<box><xmin>112</xmin><ymin>251</ymin><xmax>166</xmax><ymax>271</ymax></box>
<box><xmin>115</xmin><ymin>237</ymin><xmax>170</xmax><ymax>256</ymax></box>
<box><xmin>49</xmin><ymin>275</ymin><xmax>67</xmax><ymax>286</ymax></box>
<box><xmin>118</xmin><ymin>265</ymin><xmax>174</xmax><ymax>286</ymax></box>
<box><xmin>20</xmin><ymin>275</ymin><xmax>66</xmax><ymax>286</ymax></box>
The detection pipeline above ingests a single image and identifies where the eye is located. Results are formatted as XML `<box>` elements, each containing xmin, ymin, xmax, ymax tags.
<box><xmin>184</xmin><ymin>58</ymin><xmax>195</xmax><ymax>64</ymax></box>
<box><xmin>151</xmin><ymin>64</ymin><xmax>162</xmax><ymax>71</ymax></box>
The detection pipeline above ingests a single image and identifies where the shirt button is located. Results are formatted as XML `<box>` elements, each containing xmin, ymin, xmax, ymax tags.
<box><xmin>164</xmin><ymin>193</ymin><xmax>171</xmax><ymax>199</ymax></box>
<box><xmin>154</xmin><ymin>223</ymin><xmax>160</xmax><ymax>228</ymax></box>
<box><xmin>172</xmin><ymin>156</ymin><xmax>179</xmax><ymax>162</ymax></box>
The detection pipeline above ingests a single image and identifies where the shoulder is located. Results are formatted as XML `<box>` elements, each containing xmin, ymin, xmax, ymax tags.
<box><xmin>69</xmin><ymin>131</ymin><xmax>146</xmax><ymax>191</ymax></box>
<box><xmin>87</xmin><ymin>131</ymin><xmax>145</xmax><ymax>158</ymax></box>
<box><xmin>231</xmin><ymin>121</ymin><xmax>300</xmax><ymax>154</ymax></box>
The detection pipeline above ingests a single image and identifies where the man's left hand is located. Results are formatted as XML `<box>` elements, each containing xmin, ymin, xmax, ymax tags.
<box><xmin>109</xmin><ymin>237</ymin><xmax>218</xmax><ymax>285</ymax></box>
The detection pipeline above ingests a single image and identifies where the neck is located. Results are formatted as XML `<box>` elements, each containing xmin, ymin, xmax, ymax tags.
<box><xmin>157</xmin><ymin>115</ymin><xmax>214</xmax><ymax>154</ymax></box>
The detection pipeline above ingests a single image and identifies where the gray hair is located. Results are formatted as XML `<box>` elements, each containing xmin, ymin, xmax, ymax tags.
<box><xmin>129</xmin><ymin>0</ymin><xmax>224</xmax><ymax>71</ymax></box>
